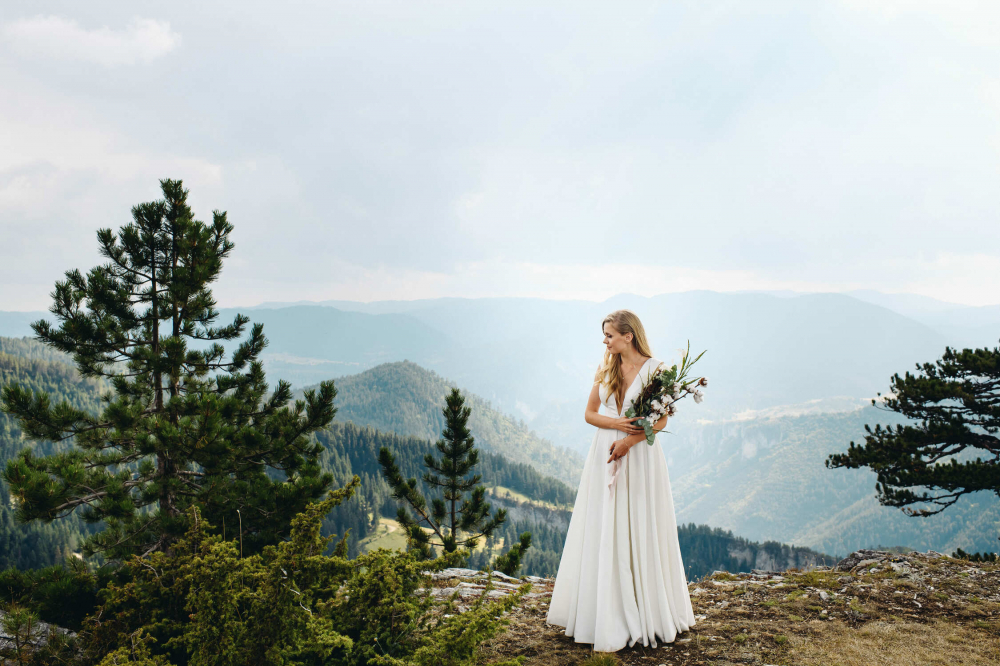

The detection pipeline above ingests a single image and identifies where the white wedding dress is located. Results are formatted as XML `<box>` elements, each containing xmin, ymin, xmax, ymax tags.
<box><xmin>546</xmin><ymin>357</ymin><xmax>696</xmax><ymax>652</ymax></box>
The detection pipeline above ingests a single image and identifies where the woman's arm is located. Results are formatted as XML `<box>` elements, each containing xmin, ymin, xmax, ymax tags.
<box><xmin>585</xmin><ymin>382</ymin><xmax>643</xmax><ymax>433</ymax></box>
<box><xmin>607</xmin><ymin>412</ymin><xmax>669</xmax><ymax>463</ymax></box>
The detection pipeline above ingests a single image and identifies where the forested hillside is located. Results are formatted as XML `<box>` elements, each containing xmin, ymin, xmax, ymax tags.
<box><xmin>676</xmin><ymin>523</ymin><xmax>835</xmax><ymax>578</ymax></box>
<box><xmin>313</xmin><ymin>419</ymin><xmax>836</xmax><ymax>577</ymax></box>
<box><xmin>0</xmin><ymin>339</ymin><xmax>105</xmax><ymax>568</ymax></box>
<box><xmin>304</xmin><ymin>360</ymin><xmax>584</xmax><ymax>486</ymax></box>
<box><xmin>0</xmin><ymin>337</ymin><xmax>579</xmax><ymax>574</ymax></box>
<box><xmin>313</xmin><ymin>421</ymin><xmax>575</xmax><ymax>565</ymax></box>
<box><xmin>667</xmin><ymin>407</ymin><xmax>1000</xmax><ymax>557</ymax></box>
<box><xmin>0</xmin><ymin>336</ymin><xmax>839</xmax><ymax>580</ymax></box>
<box><xmin>204</xmin><ymin>292</ymin><xmax>951</xmax><ymax>453</ymax></box>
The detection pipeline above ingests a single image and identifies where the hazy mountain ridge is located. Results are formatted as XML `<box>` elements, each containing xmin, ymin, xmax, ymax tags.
<box><xmin>666</xmin><ymin>407</ymin><xmax>1000</xmax><ymax>557</ymax></box>
<box><xmin>231</xmin><ymin>291</ymin><xmax>953</xmax><ymax>457</ymax></box>
<box><xmin>5</xmin><ymin>291</ymin><xmax>993</xmax><ymax>447</ymax></box>
<box><xmin>3</xmin><ymin>288</ymin><xmax>998</xmax><ymax>563</ymax></box>
<box><xmin>300</xmin><ymin>360</ymin><xmax>584</xmax><ymax>486</ymax></box>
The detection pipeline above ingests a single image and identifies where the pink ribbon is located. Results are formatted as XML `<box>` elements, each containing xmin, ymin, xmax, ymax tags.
<box><xmin>608</xmin><ymin>458</ymin><xmax>622</xmax><ymax>495</ymax></box>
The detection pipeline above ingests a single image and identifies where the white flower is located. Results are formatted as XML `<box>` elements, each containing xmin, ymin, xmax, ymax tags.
<box><xmin>667</xmin><ymin>403</ymin><xmax>678</xmax><ymax>416</ymax></box>
<box><xmin>651</xmin><ymin>399</ymin><xmax>662</xmax><ymax>411</ymax></box>
<box><xmin>693</xmin><ymin>390</ymin><xmax>704</xmax><ymax>404</ymax></box>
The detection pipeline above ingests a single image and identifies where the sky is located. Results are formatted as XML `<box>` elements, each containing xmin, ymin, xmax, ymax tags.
<box><xmin>2</xmin><ymin>1</ymin><xmax>1000</xmax><ymax>310</ymax></box>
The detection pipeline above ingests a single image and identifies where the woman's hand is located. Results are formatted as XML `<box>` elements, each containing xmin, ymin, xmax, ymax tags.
<box><xmin>612</xmin><ymin>416</ymin><xmax>643</xmax><ymax>435</ymax></box>
<box><xmin>607</xmin><ymin>437</ymin><xmax>633</xmax><ymax>463</ymax></box>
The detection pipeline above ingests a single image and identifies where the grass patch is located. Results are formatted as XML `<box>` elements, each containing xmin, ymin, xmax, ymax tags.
<box><xmin>733</xmin><ymin>633</ymin><xmax>749</xmax><ymax>644</ymax></box>
<box><xmin>795</xmin><ymin>570</ymin><xmax>842</xmax><ymax>589</ymax></box>
<box><xmin>787</xmin><ymin>618</ymin><xmax>1000</xmax><ymax>665</ymax></box>
<box><xmin>487</xmin><ymin>485</ymin><xmax>572</xmax><ymax>511</ymax></box>
<box><xmin>974</xmin><ymin>620</ymin><xmax>1000</xmax><ymax>636</ymax></box>
<box><xmin>788</xmin><ymin>614</ymin><xmax>805</xmax><ymax>622</ymax></box>
<box><xmin>358</xmin><ymin>517</ymin><xmax>408</xmax><ymax>553</ymax></box>
<box><xmin>774</xmin><ymin>634</ymin><xmax>789</xmax><ymax>645</ymax></box>
<box><xmin>581</xmin><ymin>655</ymin><xmax>620</xmax><ymax>666</ymax></box>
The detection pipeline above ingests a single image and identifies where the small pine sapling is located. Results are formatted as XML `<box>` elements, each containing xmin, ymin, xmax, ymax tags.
<box><xmin>379</xmin><ymin>388</ymin><xmax>527</xmax><ymax>566</ymax></box>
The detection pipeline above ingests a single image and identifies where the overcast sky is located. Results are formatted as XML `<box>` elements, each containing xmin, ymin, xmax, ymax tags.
<box><xmin>2</xmin><ymin>1</ymin><xmax>999</xmax><ymax>310</ymax></box>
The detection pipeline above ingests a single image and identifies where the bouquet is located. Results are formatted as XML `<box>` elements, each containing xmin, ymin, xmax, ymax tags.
<box><xmin>624</xmin><ymin>340</ymin><xmax>708</xmax><ymax>445</ymax></box>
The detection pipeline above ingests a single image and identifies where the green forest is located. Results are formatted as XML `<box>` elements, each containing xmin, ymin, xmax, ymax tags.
<box><xmin>0</xmin><ymin>337</ymin><xmax>831</xmax><ymax>578</ymax></box>
<box><xmin>0</xmin><ymin>334</ymin><xmax>835</xmax><ymax>580</ymax></box>
<box><xmin>0</xmin><ymin>346</ymin><xmax>104</xmax><ymax>569</ymax></box>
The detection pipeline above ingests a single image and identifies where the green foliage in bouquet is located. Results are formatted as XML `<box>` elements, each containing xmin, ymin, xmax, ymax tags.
<box><xmin>827</xmin><ymin>342</ymin><xmax>1000</xmax><ymax>519</ymax></box>
<box><xmin>1</xmin><ymin>179</ymin><xmax>336</xmax><ymax>560</ymax></box>
<box><xmin>625</xmin><ymin>341</ymin><xmax>708</xmax><ymax>445</ymax></box>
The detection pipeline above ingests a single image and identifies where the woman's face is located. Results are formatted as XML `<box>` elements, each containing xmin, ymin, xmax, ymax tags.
<box><xmin>603</xmin><ymin>322</ymin><xmax>633</xmax><ymax>355</ymax></box>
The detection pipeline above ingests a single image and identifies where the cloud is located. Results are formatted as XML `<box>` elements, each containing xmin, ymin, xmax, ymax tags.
<box><xmin>899</xmin><ymin>253</ymin><xmax>1000</xmax><ymax>307</ymax></box>
<box><xmin>1</xmin><ymin>3</ymin><xmax>998</xmax><ymax>310</ymax></box>
<box><xmin>1</xmin><ymin>15</ymin><xmax>180</xmax><ymax>66</ymax></box>
<box><xmin>208</xmin><ymin>257</ymin><xmax>873</xmax><ymax>309</ymax></box>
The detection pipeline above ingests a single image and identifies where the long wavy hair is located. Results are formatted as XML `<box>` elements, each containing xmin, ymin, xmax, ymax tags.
<box><xmin>595</xmin><ymin>309</ymin><xmax>654</xmax><ymax>406</ymax></box>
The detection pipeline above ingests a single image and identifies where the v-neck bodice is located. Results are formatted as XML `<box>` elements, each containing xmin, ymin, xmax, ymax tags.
<box><xmin>599</xmin><ymin>357</ymin><xmax>656</xmax><ymax>417</ymax></box>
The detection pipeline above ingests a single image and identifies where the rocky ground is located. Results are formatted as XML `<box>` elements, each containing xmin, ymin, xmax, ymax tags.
<box><xmin>434</xmin><ymin>549</ymin><xmax>1000</xmax><ymax>665</ymax></box>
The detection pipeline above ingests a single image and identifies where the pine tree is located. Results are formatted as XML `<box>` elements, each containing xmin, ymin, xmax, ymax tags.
<box><xmin>1</xmin><ymin>179</ymin><xmax>336</xmax><ymax>560</ymax></box>
<box><xmin>491</xmin><ymin>531</ymin><xmax>532</xmax><ymax>577</ymax></box>
<box><xmin>826</xmin><ymin>343</ymin><xmax>1000</xmax><ymax>523</ymax></box>
<box><xmin>378</xmin><ymin>388</ymin><xmax>508</xmax><ymax>558</ymax></box>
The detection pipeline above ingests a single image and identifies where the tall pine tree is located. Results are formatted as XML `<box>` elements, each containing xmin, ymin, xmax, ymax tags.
<box><xmin>379</xmin><ymin>388</ymin><xmax>510</xmax><ymax>558</ymax></box>
<box><xmin>1</xmin><ymin>179</ymin><xmax>335</xmax><ymax>559</ymax></box>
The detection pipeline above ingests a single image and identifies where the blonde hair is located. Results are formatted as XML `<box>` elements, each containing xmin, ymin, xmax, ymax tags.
<box><xmin>595</xmin><ymin>309</ymin><xmax>654</xmax><ymax>406</ymax></box>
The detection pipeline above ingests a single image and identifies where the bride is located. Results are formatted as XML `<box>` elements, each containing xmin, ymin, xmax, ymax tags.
<box><xmin>546</xmin><ymin>309</ymin><xmax>696</xmax><ymax>652</ymax></box>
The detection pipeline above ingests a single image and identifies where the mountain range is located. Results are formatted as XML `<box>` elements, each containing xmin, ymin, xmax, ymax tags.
<box><xmin>0</xmin><ymin>335</ymin><xmax>839</xmax><ymax>578</ymax></box>
<box><xmin>2</xmin><ymin>288</ymin><xmax>997</xmax><ymax>563</ymax></box>
<box><xmin>6</xmin><ymin>290</ymin><xmax>997</xmax><ymax>453</ymax></box>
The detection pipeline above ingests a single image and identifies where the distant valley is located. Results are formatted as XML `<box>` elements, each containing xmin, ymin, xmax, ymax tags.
<box><xmin>2</xmin><ymin>289</ymin><xmax>998</xmax><ymax>568</ymax></box>
<box><xmin>664</xmin><ymin>408</ymin><xmax>1000</xmax><ymax>557</ymax></box>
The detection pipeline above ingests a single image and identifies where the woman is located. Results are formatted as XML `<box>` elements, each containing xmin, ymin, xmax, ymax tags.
<box><xmin>546</xmin><ymin>309</ymin><xmax>696</xmax><ymax>652</ymax></box>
